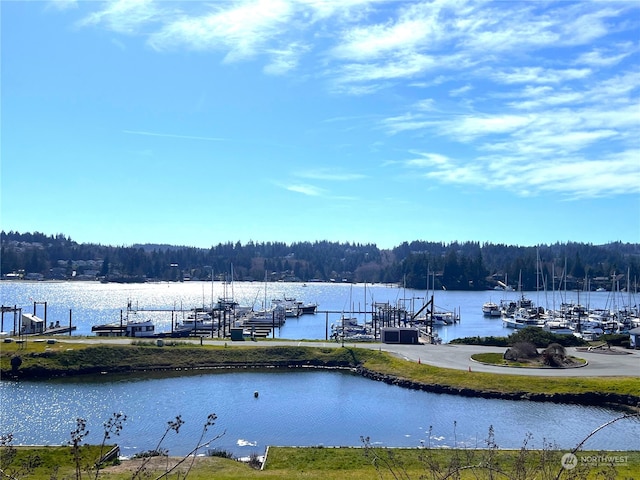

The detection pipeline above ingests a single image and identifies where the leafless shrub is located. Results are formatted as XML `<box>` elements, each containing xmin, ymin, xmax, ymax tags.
<box><xmin>362</xmin><ymin>413</ymin><xmax>640</xmax><ymax>480</ymax></box>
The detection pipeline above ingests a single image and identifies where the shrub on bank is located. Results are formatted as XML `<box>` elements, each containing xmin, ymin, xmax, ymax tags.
<box><xmin>450</xmin><ymin>327</ymin><xmax>587</xmax><ymax>348</ymax></box>
<box><xmin>449</xmin><ymin>335</ymin><xmax>509</xmax><ymax>346</ymax></box>
<box><xmin>600</xmin><ymin>333</ymin><xmax>631</xmax><ymax>347</ymax></box>
<box><xmin>508</xmin><ymin>327</ymin><xmax>587</xmax><ymax>347</ymax></box>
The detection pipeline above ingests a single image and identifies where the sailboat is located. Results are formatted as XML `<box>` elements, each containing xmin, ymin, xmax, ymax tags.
<box><xmin>331</xmin><ymin>284</ymin><xmax>374</xmax><ymax>341</ymax></box>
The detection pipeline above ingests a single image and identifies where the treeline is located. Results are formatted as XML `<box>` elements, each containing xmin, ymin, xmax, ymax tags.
<box><xmin>1</xmin><ymin>231</ymin><xmax>639</xmax><ymax>291</ymax></box>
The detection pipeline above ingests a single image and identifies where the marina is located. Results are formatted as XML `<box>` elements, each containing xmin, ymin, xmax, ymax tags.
<box><xmin>0</xmin><ymin>280</ymin><xmax>638</xmax><ymax>344</ymax></box>
<box><xmin>497</xmin><ymin>290</ymin><xmax>638</xmax><ymax>340</ymax></box>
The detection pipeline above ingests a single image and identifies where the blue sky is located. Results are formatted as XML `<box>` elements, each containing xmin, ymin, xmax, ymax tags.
<box><xmin>2</xmin><ymin>0</ymin><xmax>639</xmax><ymax>249</ymax></box>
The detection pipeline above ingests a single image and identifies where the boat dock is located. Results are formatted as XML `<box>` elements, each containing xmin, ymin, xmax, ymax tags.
<box><xmin>43</xmin><ymin>324</ymin><xmax>77</xmax><ymax>335</ymax></box>
<box><xmin>1</xmin><ymin>302</ymin><xmax>77</xmax><ymax>337</ymax></box>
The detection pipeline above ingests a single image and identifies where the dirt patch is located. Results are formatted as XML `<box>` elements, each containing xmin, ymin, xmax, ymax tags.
<box><xmin>101</xmin><ymin>455</ymin><xmax>212</xmax><ymax>475</ymax></box>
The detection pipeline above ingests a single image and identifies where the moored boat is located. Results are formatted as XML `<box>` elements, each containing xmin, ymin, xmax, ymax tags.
<box><xmin>296</xmin><ymin>301</ymin><xmax>318</xmax><ymax>315</ymax></box>
<box><xmin>92</xmin><ymin>319</ymin><xmax>156</xmax><ymax>337</ymax></box>
<box><xmin>482</xmin><ymin>301</ymin><xmax>501</xmax><ymax>317</ymax></box>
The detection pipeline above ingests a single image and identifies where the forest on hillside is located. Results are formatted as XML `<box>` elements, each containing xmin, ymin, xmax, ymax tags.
<box><xmin>1</xmin><ymin>231</ymin><xmax>639</xmax><ymax>291</ymax></box>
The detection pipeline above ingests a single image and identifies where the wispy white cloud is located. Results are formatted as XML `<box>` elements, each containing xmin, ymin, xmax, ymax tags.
<box><xmin>295</xmin><ymin>169</ymin><xmax>367</xmax><ymax>181</ymax></box>
<box><xmin>575</xmin><ymin>44</ymin><xmax>635</xmax><ymax>68</ymax></box>
<box><xmin>123</xmin><ymin>130</ymin><xmax>226</xmax><ymax>142</ymax></box>
<box><xmin>491</xmin><ymin>67</ymin><xmax>592</xmax><ymax>85</ymax></box>
<box><xmin>47</xmin><ymin>0</ymin><xmax>77</xmax><ymax>11</ymax></box>
<box><xmin>75</xmin><ymin>1</ymin><xmax>638</xmax><ymax>201</ymax></box>
<box><xmin>79</xmin><ymin>0</ymin><xmax>166</xmax><ymax>35</ymax></box>
<box><xmin>507</xmin><ymin>89</ymin><xmax>584</xmax><ymax>110</ymax></box>
<box><xmin>380</xmin><ymin>113</ymin><xmax>436</xmax><ymax>135</ymax></box>
<box><xmin>285</xmin><ymin>183</ymin><xmax>325</xmax><ymax>196</ymax></box>
<box><xmin>439</xmin><ymin>114</ymin><xmax>534</xmax><ymax>141</ymax></box>
<box><xmin>264</xmin><ymin>42</ymin><xmax>310</xmax><ymax>75</ymax></box>
<box><xmin>449</xmin><ymin>85</ymin><xmax>472</xmax><ymax>97</ymax></box>
<box><xmin>279</xmin><ymin>167</ymin><xmax>366</xmax><ymax>199</ymax></box>
<box><xmin>148</xmin><ymin>0</ymin><xmax>295</xmax><ymax>62</ymax></box>
<box><xmin>403</xmin><ymin>149</ymin><xmax>640</xmax><ymax>199</ymax></box>
<box><xmin>405</xmin><ymin>152</ymin><xmax>451</xmax><ymax>168</ymax></box>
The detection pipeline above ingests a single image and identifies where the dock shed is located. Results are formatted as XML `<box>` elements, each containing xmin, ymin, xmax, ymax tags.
<box><xmin>381</xmin><ymin>327</ymin><xmax>419</xmax><ymax>345</ymax></box>
<box><xmin>230</xmin><ymin>328</ymin><xmax>245</xmax><ymax>341</ymax></box>
<box><xmin>21</xmin><ymin>313</ymin><xmax>45</xmax><ymax>334</ymax></box>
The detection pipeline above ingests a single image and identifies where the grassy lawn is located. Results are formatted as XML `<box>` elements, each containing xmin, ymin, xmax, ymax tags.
<box><xmin>357</xmin><ymin>346</ymin><xmax>639</xmax><ymax>398</ymax></box>
<box><xmin>471</xmin><ymin>352</ymin><xmax>587</xmax><ymax>368</ymax></box>
<box><xmin>1</xmin><ymin>341</ymin><xmax>639</xmax><ymax>401</ymax></box>
<box><xmin>2</xmin><ymin>446</ymin><xmax>638</xmax><ymax>479</ymax></box>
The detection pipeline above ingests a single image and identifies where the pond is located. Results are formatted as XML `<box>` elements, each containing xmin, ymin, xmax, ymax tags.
<box><xmin>2</xmin><ymin>369</ymin><xmax>638</xmax><ymax>456</ymax></box>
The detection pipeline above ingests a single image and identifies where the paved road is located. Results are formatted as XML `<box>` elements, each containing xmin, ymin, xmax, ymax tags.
<box><xmin>53</xmin><ymin>337</ymin><xmax>640</xmax><ymax>377</ymax></box>
<box><xmin>364</xmin><ymin>343</ymin><xmax>640</xmax><ymax>377</ymax></box>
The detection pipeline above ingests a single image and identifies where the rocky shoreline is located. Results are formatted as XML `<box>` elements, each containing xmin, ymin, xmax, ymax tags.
<box><xmin>355</xmin><ymin>366</ymin><xmax>640</xmax><ymax>412</ymax></box>
<box><xmin>5</xmin><ymin>356</ymin><xmax>640</xmax><ymax>412</ymax></box>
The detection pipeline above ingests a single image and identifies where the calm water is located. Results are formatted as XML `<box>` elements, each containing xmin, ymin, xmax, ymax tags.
<box><xmin>1</xmin><ymin>280</ymin><xmax>634</xmax><ymax>340</ymax></box>
<box><xmin>2</xmin><ymin>370</ymin><xmax>639</xmax><ymax>456</ymax></box>
<box><xmin>1</xmin><ymin>281</ymin><xmax>638</xmax><ymax>456</ymax></box>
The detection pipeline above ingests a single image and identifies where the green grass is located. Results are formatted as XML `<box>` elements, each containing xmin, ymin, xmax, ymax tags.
<box><xmin>0</xmin><ymin>342</ymin><xmax>363</xmax><ymax>376</ymax></box>
<box><xmin>264</xmin><ymin>447</ymin><xmax>640</xmax><ymax>479</ymax></box>
<box><xmin>358</xmin><ymin>348</ymin><xmax>639</xmax><ymax>398</ymax></box>
<box><xmin>0</xmin><ymin>445</ymin><xmax>114</xmax><ymax>479</ymax></box>
<box><xmin>472</xmin><ymin>351</ymin><xmax>530</xmax><ymax>366</ymax></box>
<box><xmin>2</xmin><ymin>446</ymin><xmax>638</xmax><ymax>479</ymax></box>
<box><xmin>471</xmin><ymin>352</ymin><xmax>587</xmax><ymax>368</ymax></box>
<box><xmin>2</xmin><ymin>341</ymin><xmax>639</xmax><ymax>403</ymax></box>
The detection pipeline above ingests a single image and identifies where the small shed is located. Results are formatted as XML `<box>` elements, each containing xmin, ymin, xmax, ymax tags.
<box><xmin>381</xmin><ymin>327</ymin><xmax>419</xmax><ymax>345</ymax></box>
<box><xmin>21</xmin><ymin>313</ymin><xmax>45</xmax><ymax>334</ymax></box>
<box><xmin>230</xmin><ymin>328</ymin><xmax>245</xmax><ymax>341</ymax></box>
<box><xmin>629</xmin><ymin>326</ymin><xmax>640</xmax><ymax>349</ymax></box>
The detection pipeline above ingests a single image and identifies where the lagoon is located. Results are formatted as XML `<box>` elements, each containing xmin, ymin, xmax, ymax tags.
<box><xmin>2</xmin><ymin>370</ymin><xmax>639</xmax><ymax>457</ymax></box>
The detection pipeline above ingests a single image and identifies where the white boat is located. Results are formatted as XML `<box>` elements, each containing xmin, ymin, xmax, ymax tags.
<box><xmin>126</xmin><ymin>320</ymin><xmax>156</xmax><ymax>337</ymax></box>
<box><xmin>543</xmin><ymin>320</ymin><xmax>574</xmax><ymax>335</ymax></box>
<box><xmin>433</xmin><ymin>311</ymin><xmax>458</xmax><ymax>325</ymax></box>
<box><xmin>92</xmin><ymin>319</ymin><xmax>156</xmax><ymax>337</ymax></box>
<box><xmin>244</xmin><ymin>304</ymin><xmax>286</xmax><ymax>326</ymax></box>
<box><xmin>272</xmin><ymin>297</ymin><xmax>301</xmax><ymax>318</ymax></box>
<box><xmin>331</xmin><ymin>316</ymin><xmax>374</xmax><ymax>341</ymax></box>
<box><xmin>181</xmin><ymin>318</ymin><xmax>215</xmax><ymax>330</ymax></box>
<box><xmin>413</xmin><ymin>314</ymin><xmax>448</xmax><ymax>326</ymax></box>
<box><xmin>573</xmin><ymin>327</ymin><xmax>604</xmax><ymax>342</ymax></box>
<box><xmin>502</xmin><ymin>308</ymin><xmax>546</xmax><ymax>329</ymax></box>
<box><xmin>482</xmin><ymin>301</ymin><xmax>501</xmax><ymax>317</ymax></box>
<box><xmin>295</xmin><ymin>301</ymin><xmax>318</xmax><ymax>315</ymax></box>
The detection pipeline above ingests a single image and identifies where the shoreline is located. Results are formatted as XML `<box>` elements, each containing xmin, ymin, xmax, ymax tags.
<box><xmin>2</xmin><ymin>342</ymin><xmax>639</xmax><ymax>411</ymax></box>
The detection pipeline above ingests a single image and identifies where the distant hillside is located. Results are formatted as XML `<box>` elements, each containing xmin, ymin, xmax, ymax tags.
<box><xmin>131</xmin><ymin>243</ymin><xmax>188</xmax><ymax>252</ymax></box>
<box><xmin>1</xmin><ymin>231</ymin><xmax>639</xmax><ymax>291</ymax></box>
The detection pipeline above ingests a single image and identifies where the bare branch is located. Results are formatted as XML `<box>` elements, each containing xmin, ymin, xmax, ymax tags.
<box><xmin>153</xmin><ymin>430</ymin><xmax>226</xmax><ymax>480</ymax></box>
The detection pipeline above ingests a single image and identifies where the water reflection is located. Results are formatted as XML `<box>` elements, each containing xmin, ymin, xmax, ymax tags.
<box><xmin>2</xmin><ymin>370</ymin><xmax>638</xmax><ymax>456</ymax></box>
<box><xmin>1</xmin><ymin>281</ymin><xmax>634</xmax><ymax>341</ymax></box>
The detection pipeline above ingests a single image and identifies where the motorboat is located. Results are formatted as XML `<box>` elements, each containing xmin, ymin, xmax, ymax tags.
<box><xmin>482</xmin><ymin>301</ymin><xmax>501</xmax><ymax>317</ymax></box>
